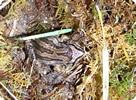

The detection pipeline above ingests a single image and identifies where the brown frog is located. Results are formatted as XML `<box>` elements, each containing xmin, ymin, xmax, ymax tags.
<box><xmin>31</xmin><ymin>36</ymin><xmax>84</xmax><ymax>66</ymax></box>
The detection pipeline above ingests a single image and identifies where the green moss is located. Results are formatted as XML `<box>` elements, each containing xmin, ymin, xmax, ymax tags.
<box><xmin>125</xmin><ymin>28</ymin><xmax>136</xmax><ymax>45</ymax></box>
<box><xmin>110</xmin><ymin>59</ymin><xmax>133</xmax><ymax>98</ymax></box>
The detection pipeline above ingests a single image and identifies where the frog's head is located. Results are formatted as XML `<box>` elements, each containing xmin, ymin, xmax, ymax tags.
<box><xmin>69</xmin><ymin>44</ymin><xmax>84</xmax><ymax>64</ymax></box>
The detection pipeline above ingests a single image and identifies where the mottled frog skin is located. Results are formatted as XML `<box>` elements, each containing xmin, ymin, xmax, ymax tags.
<box><xmin>31</xmin><ymin>36</ymin><xmax>84</xmax><ymax>66</ymax></box>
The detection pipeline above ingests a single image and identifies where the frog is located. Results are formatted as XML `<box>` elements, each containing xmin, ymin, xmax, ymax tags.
<box><xmin>24</xmin><ymin>34</ymin><xmax>84</xmax><ymax>99</ymax></box>
<box><xmin>31</xmin><ymin>36</ymin><xmax>84</xmax><ymax>66</ymax></box>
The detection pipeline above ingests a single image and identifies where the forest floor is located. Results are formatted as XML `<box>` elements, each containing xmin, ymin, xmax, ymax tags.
<box><xmin>0</xmin><ymin>0</ymin><xmax>136</xmax><ymax>100</ymax></box>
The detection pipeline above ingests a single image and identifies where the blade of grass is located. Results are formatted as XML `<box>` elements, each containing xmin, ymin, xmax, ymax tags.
<box><xmin>13</xmin><ymin>28</ymin><xmax>72</xmax><ymax>40</ymax></box>
<box><xmin>118</xmin><ymin>33</ymin><xmax>129</xmax><ymax>61</ymax></box>
<box><xmin>96</xmin><ymin>4</ymin><xmax>109</xmax><ymax>100</ymax></box>
<box><xmin>0</xmin><ymin>81</ymin><xmax>18</xmax><ymax>100</ymax></box>
<box><xmin>102</xmin><ymin>43</ymin><xmax>109</xmax><ymax>100</ymax></box>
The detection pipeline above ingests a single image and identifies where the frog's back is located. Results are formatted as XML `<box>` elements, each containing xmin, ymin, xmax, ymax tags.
<box><xmin>32</xmin><ymin>37</ymin><xmax>84</xmax><ymax>66</ymax></box>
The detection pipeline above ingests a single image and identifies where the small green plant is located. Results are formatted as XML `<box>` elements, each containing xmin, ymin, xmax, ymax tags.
<box><xmin>110</xmin><ymin>59</ymin><xmax>133</xmax><ymax>99</ymax></box>
<box><xmin>125</xmin><ymin>29</ymin><xmax>136</xmax><ymax>45</ymax></box>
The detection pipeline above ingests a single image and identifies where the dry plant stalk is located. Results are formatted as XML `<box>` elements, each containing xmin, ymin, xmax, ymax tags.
<box><xmin>96</xmin><ymin>4</ymin><xmax>109</xmax><ymax>100</ymax></box>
